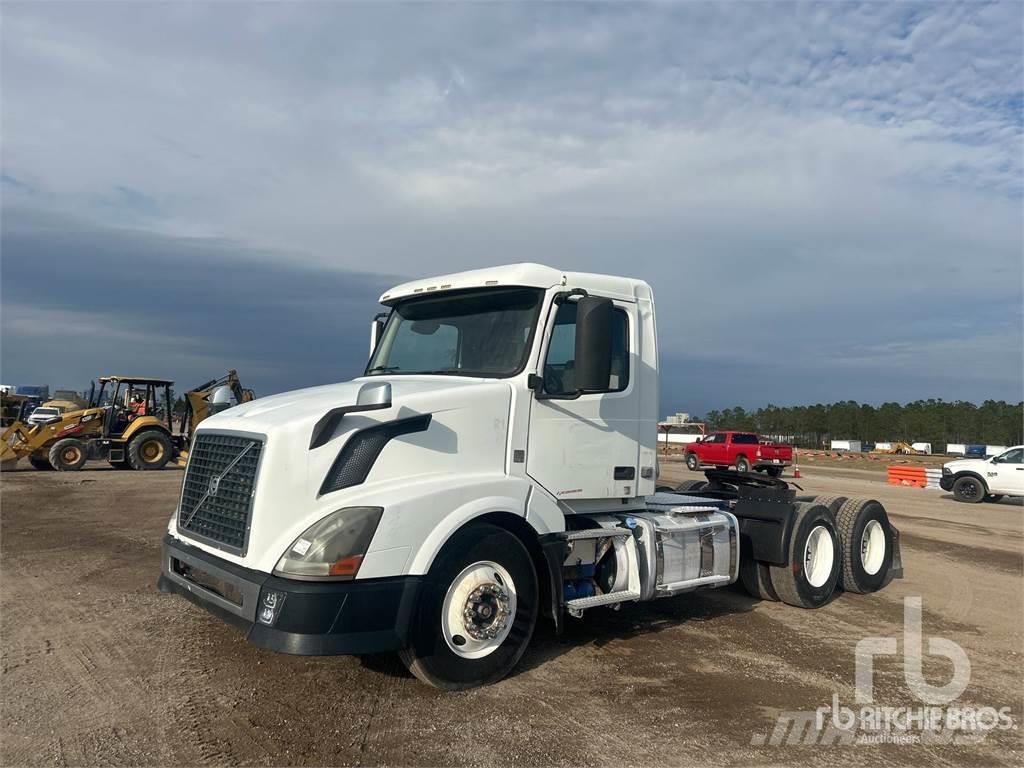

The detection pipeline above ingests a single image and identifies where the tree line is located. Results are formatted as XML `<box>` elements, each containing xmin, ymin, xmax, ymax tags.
<box><xmin>701</xmin><ymin>399</ymin><xmax>1023</xmax><ymax>449</ymax></box>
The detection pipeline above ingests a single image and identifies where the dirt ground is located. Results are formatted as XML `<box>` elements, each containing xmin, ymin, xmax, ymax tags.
<box><xmin>1</xmin><ymin>459</ymin><xmax>1022</xmax><ymax>767</ymax></box>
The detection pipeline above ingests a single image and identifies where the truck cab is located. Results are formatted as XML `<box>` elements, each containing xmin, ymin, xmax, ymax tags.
<box><xmin>159</xmin><ymin>263</ymin><xmax>900</xmax><ymax>689</ymax></box>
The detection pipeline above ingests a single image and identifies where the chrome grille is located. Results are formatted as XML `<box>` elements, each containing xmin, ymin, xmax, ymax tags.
<box><xmin>178</xmin><ymin>433</ymin><xmax>263</xmax><ymax>555</ymax></box>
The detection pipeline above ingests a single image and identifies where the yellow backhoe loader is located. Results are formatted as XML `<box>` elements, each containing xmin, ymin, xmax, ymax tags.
<box><xmin>1</xmin><ymin>376</ymin><xmax>178</xmax><ymax>471</ymax></box>
<box><xmin>875</xmin><ymin>441</ymin><xmax>923</xmax><ymax>455</ymax></box>
<box><xmin>1</xmin><ymin>371</ymin><xmax>254</xmax><ymax>471</ymax></box>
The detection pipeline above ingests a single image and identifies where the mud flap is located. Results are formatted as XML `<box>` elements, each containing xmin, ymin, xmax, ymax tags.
<box><xmin>883</xmin><ymin>523</ymin><xmax>904</xmax><ymax>586</ymax></box>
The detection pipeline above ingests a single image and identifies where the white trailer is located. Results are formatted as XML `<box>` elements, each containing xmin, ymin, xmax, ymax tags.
<box><xmin>830</xmin><ymin>439</ymin><xmax>862</xmax><ymax>452</ymax></box>
<box><xmin>159</xmin><ymin>264</ymin><xmax>902</xmax><ymax>689</ymax></box>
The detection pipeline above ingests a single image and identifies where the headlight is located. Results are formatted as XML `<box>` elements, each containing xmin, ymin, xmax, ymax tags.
<box><xmin>274</xmin><ymin>506</ymin><xmax>383</xmax><ymax>580</ymax></box>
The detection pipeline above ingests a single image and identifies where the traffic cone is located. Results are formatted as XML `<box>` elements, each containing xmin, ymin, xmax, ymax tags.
<box><xmin>793</xmin><ymin>449</ymin><xmax>801</xmax><ymax>478</ymax></box>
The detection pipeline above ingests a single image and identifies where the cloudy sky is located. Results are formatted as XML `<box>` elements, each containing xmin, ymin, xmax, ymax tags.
<box><xmin>2</xmin><ymin>2</ymin><xmax>1021</xmax><ymax>415</ymax></box>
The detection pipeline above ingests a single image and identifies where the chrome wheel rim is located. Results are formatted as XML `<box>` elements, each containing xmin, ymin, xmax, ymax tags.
<box><xmin>442</xmin><ymin>560</ymin><xmax>516</xmax><ymax>659</ymax></box>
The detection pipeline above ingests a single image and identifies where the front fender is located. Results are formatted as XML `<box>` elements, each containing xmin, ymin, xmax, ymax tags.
<box><xmin>395</xmin><ymin>475</ymin><xmax>552</xmax><ymax>577</ymax></box>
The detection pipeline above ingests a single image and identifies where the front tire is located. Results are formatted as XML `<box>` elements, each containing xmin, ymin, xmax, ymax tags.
<box><xmin>951</xmin><ymin>476</ymin><xmax>986</xmax><ymax>503</ymax></box>
<box><xmin>769</xmin><ymin>503</ymin><xmax>840</xmax><ymax>608</ymax></box>
<box><xmin>399</xmin><ymin>524</ymin><xmax>538</xmax><ymax>690</ymax></box>
<box><xmin>49</xmin><ymin>439</ymin><xmax>87</xmax><ymax>471</ymax></box>
<box><xmin>685</xmin><ymin>452</ymin><xmax>701</xmax><ymax>471</ymax></box>
<box><xmin>834</xmin><ymin>498</ymin><xmax>894</xmax><ymax>594</ymax></box>
<box><xmin>127</xmin><ymin>430</ymin><xmax>172</xmax><ymax>470</ymax></box>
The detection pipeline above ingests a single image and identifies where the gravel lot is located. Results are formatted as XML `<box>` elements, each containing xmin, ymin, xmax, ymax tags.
<box><xmin>2</xmin><ymin>460</ymin><xmax>1021</xmax><ymax>766</ymax></box>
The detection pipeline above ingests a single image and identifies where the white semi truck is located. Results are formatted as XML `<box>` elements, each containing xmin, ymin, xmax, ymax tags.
<box><xmin>159</xmin><ymin>264</ymin><xmax>902</xmax><ymax>689</ymax></box>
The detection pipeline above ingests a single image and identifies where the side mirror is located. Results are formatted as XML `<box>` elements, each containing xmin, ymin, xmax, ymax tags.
<box><xmin>356</xmin><ymin>381</ymin><xmax>391</xmax><ymax>409</ymax></box>
<box><xmin>574</xmin><ymin>296</ymin><xmax>613</xmax><ymax>392</ymax></box>
<box><xmin>369</xmin><ymin>312</ymin><xmax>388</xmax><ymax>356</ymax></box>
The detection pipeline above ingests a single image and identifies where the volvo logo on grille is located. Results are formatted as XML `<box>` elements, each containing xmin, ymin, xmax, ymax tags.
<box><xmin>208</xmin><ymin>476</ymin><xmax>221</xmax><ymax>496</ymax></box>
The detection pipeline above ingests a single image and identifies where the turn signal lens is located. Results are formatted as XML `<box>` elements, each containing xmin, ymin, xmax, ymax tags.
<box><xmin>328</xmin><ymin>555</ymin><xmax>364</xmax><ymax>577</ymax></box>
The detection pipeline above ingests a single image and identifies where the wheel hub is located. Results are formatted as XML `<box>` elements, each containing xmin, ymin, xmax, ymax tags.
<box><xmin>442</xmin><ymin>560</ymin><xmax>518</xmax><ymax>659</ymax></box>
<box><xmin>462</xmin><ymin>584</ymin><xmax>510</xmax><ymax>640</ymax></box>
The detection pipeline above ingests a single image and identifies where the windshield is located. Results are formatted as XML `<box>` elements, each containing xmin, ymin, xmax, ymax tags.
<box><xmin>366</xmin><ymin>287</ymin><xmax>544</xmax><ymax>378</ymax></box>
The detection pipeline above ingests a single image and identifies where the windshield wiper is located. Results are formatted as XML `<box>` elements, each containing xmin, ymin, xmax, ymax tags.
<box><xmin>366</xmin><ymin>365</ymin><xmax>401</xmax><ymax>374</ymax></box>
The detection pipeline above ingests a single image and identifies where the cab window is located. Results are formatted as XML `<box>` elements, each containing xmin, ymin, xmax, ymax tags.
<box><xmin>543</xmin><ymin>301</ymin><xmax>629</xmax><ymax>396</ymax></box>
<box><xmin>998</xmin><ymin>448</ymin><xmax>1023</xmax><ymax>464</ymax></box>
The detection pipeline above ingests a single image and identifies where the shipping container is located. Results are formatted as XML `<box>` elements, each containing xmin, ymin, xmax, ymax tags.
<box><xmin>945</xmin><ymin>444</ymin><xmax>966</xmax><ymax>456</ymax></box>
<box><xmin>911</xmin><ymin>442</ymin><xmax>932</xmax><ymax>455</ymax></box>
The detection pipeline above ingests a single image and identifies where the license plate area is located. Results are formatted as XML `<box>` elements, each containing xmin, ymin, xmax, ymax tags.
<box><xmin>173</xmin><ymin>557</ymin><xmax>244</xmax><ymax>606</ymax></box>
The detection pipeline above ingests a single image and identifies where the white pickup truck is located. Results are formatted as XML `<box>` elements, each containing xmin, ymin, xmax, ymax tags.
<box><xmin>159</xmin><ymin>264</ymin><xmax>902</xmax><ymax>689</ymax></box>
<box><xmin>940</xmin><ymin>445</ymin><xmax>1024</xmax><ymax>503</ymax></box>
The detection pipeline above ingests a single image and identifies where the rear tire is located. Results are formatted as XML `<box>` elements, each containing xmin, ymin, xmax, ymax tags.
<box><xmin>127</xmin><ymin>430</ymin><xmax>172</xmax><ymax>470</ymax></box>
<box><xmin>675</xmin><ymin>479</ymin><xmax>707</xmax><ymax>493</ymax></box>
<box><xmin>765</xmin><ymin>466</ymin><xmax>783</xmax><ymax>478</ymax></box>
<box><xmin>739</xmin><ymin>557</ymin><xmax>779</xmax><ymax>601</ymax></box>
<box><xmin>808</xmin><ymin>495</ymin><xmax>848</xmax><ymax>517</ymax></box>
<box><xmin>834</xmin><ymin>498</ymin><xmax>893</xmax><ymax>594</ymax></box>
<box><xmin>685</xmin><ymin>453</ymin><xmax>700</xmax><ymax>471</ymax></box>
<box><xmin>399</xmin><ymin>524</ymin><xmax>537</xmax><ymax>690</ymax></box>
<box><xmin>735</xmin><ymin>456</ymin><xmax>751</xmax><ymax>473</ymax></box>
<box><xmin>769</xmin><ymin>503</ymin><xmax>839</xmax><ymax>608</ymax></box>
<box><xmin>29</xmin><ymin>455</ymin><xmax>54</xmax><ymax>471</ymax></box>
<box><xmin>48</xmin><ymin>439</ymin><xmax>87</xmax><ymax>471</ymax></box>
<box><xmin>951</xmin><ymin>476</ymin><xmax>985</xmax><ymax>503</ymax></box>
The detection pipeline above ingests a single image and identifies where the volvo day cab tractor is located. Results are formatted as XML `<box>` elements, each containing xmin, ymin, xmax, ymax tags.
<box><xmin>159</xmin><ymin>264</ymin><xmax>903</xmax><ymax>690</ymax></box>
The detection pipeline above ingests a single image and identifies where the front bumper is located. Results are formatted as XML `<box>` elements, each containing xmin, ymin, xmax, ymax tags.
<box><xmin>157</xmin><ymin>534</ymin><xmax>421</xmax><ymax>655</ymax></box>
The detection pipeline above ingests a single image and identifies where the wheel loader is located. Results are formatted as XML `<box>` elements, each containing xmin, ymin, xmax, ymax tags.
<box><xmin>1</xmin><ymin>372</ymin><xmax>254</xmax><ymax>472</ymax></box>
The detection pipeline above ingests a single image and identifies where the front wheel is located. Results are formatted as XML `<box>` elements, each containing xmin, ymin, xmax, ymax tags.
<box><xmin>685</xmin><ymin>453</ymin><xmax>700</xmax><ymax>471</ymax></box>
<box><xmin>951</xmin><ymin>476</ymin><xmax>985</xmax><ymax>503</ymax></box>
<box><xmin>127</xmin><ymin>430</ymin><xmax>173</xmax><ymax>470</ymax></box>
<box><xmin>48</xmin><ymin>439</ymin><xmax>87</xmax><ymax>471</ymax></box>
<box><xmin>399</xmin><ymin>524</ymin><xmax>538</xmax><ymax>690</ymax></box>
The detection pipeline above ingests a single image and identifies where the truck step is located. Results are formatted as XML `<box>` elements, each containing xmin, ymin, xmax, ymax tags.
<box><xmin>566</xmin><ymin>590</ymin><xmax>641</xmax><ymax>611</ymax></box>
<box><xmin>564</xmin><ymin>528</ymin><xmax>631</xmax><ymax>541</ymax></box>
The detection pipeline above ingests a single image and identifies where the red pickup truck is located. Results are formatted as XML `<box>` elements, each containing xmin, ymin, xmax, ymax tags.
<box><xmin>684</xmin><ymin>431</ymin><xmax>793</xmax><ymax>477</ymax></box>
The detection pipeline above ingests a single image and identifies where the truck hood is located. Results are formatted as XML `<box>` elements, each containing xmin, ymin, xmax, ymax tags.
<box><xmin>178</xmin><ymin>375</ymin><xmax>514</xmax><ymax>572</ymax></box>
<box><xmin>943</xmin><ymin>457</ymin><xmax>994</xmax><ymax>474</ymax></box>
<box><xmin>198</xmin><ymin>375</ymin><xmax>487</xmax><ymax>435</ymax></box>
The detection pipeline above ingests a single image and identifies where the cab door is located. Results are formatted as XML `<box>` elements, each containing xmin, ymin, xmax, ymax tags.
<box><xmin>526</xmin><ymin>298</ymin><xmax>639</xmax><ymax>500</ymax></box>
<box><xmin>991</xmin><ymin>448</ymin><xmax>1024</xmax><ymax>494</ymax></box>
